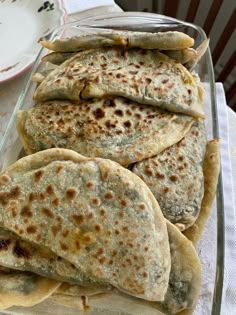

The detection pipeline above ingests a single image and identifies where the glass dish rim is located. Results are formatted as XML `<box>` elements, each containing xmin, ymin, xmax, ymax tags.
<box><xmin>0</xmin><ymin>11</ymin><xmax>224</xmax><ymax>315</ymax></box>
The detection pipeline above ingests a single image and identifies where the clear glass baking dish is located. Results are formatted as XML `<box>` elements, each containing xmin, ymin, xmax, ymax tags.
<box><xmin>0</xmin><ymin>12</ymin><xmax>224</xmax><ymax>315</ymax></box>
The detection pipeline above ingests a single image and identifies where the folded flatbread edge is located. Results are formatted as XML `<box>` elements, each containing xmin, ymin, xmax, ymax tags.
<box><xmin>183</xmin><ymin>138</ymin><xmax>220</xmax><ymax>244</ymax></box>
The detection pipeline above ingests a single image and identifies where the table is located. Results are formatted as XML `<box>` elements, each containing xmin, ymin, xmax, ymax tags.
<box><xmin>0</xmin><ymin>2</ymin><xmax>235</xmax><ymax>315</ymax></box>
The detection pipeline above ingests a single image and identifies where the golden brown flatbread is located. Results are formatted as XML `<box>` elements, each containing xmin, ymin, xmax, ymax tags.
<box><xmin>41</xmin><ymin>48</ymin><xmax>197</xmax><ymax>66</ymax></box>
<box><xmin>60</xmin><ymin>221</ymin><xmax>201</xmax><ymax>314</ymax></box>
<box><xmin>0</xmin><ymin>148</ymin><xmax>171</xmax><ymax>302</ymax></box>
<box><xmin>132</xmin><ymin>119</ymin><xmax>207</xmax><ymax>230</ymax></box>
<box><xmin>163</xmin><ymin>48</ymin><xmax>197</xmax><ymax>65</ymax></box>
<box><xmin>0</xmin><ymin>227</ymin><xmax>108</xmax><ymax>287</ymax></box>
<box><xmin>185</xmin><ymin>39</ymin><xmax>210</xmax><ymax>71</ymax></box>
<box><xmin>33</xmin><ymin>48</ymin><xmax>205</xmax><ymax>118</ymax></box>
<box><xmin>42</xmin><ymin>52</ymin><xmax>78</xmax><ymax>65</ymax></box>
<box><xmin>183</xmin><ymin>139</ymin><xmax>220</xmax><ymax>243</ymax></box>
<box><xmin>40</xmin><ymin>30</ymin><xmax>194</xmax><ymax>52</ymax></box>
<box><xmin>159</xmin><ymin>221</ymin><xmax>201</xmax><ymax>314</ymax></box>
<box><xmin>0</xmin><ymin>267</ymin><xmax>60</xmax><ymax>310</ymax></box>
<box><xmin>16</xmin><ymin>98</ymin><xmax>194</xmax><ymax>165</ymax></box>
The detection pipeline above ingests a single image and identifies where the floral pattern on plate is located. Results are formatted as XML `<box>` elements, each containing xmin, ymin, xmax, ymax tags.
<box><xmin>0</xmin><ymin>0</ymin><xmax>67</xmax><ymax>83</ymax></box>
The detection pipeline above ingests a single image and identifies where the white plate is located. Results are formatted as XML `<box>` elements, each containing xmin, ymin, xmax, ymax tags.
<box><xmin>0</xmin><ymin>0</ymin><xmax>67</xmax><ymax>83</ymax></box>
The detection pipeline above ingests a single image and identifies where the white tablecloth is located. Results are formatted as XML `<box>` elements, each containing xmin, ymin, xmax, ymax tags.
<box><xmin>0</xmin><ymin>1</ymin><xmax>235</xmax><ymax>314</ymax></box>
<box><xmin>213</xmin><ymin>83</ymin><xmax>236</xmax><ymax>314</ymax></box>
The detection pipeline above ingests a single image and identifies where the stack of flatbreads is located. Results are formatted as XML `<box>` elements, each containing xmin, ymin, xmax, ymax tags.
<box><xmin>0</xmin><ymin>29</ymin><xmax>220</xmax><ymax>314</ymax></box>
